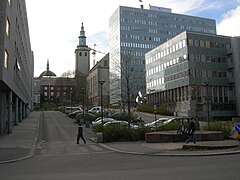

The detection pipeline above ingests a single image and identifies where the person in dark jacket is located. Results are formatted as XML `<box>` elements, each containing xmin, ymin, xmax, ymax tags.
<box><xmin>185</xmin><ymin>120</ymin><xmax>196</xmax><ymax>144</ymax></box>
<box><xmin>77</xmin><ymin>123</ymin><xmax>86</xmax><ymax>144</ymax></box>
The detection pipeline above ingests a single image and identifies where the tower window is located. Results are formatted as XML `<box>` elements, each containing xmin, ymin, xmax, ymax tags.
<box><xmin>6</xmin><ymin>18</ymin><xmax>10</xmax><ymax>37</ymax></box>
<box><xmin>79</xmin><ymin>52</ymin><xmax>82</xmax><ymax>56</ymax></box>
<box><xmin>85</xmin><ymin>52</ymin><xmax>87</xmax><ymax>56</ymax></box>
<box><xmin>4</xmin><ymin>50</ymin><xmax>9</xmax><ymax>68</ymax></box>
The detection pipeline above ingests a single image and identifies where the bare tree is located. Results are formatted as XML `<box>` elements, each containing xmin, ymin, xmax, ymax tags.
<box><xmin>110</xmin><ymin>51</ymin><xmax>145</xmax><ymax>126</ymax></box>
<box><xmin>60</xmin><ymin>70</ymin><xmax>75</xmax><ymax>78</ymax></box>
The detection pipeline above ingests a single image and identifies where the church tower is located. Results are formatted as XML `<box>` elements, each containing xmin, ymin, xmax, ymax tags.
<box><xmin>75</xmin><ymin>22</ymin><xmax>90</xmax><ymax>77</ymax></box>
<box><xmin>74</xmin><ymin>22</ymin><xmax>90</xmax><ymax>103</ymax></box>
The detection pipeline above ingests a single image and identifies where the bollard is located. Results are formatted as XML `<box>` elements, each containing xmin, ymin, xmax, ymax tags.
<box><xmin>96</xmin><ymin>132</ymin><xmax>103</xmax><ymax>143</ymax></box>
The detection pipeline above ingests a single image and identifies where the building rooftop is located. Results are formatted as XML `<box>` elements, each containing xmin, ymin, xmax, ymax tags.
<box><xmin>39</xmin><ymin>60</ymin><xmax>56</xmax><ymax>78</ymax></box>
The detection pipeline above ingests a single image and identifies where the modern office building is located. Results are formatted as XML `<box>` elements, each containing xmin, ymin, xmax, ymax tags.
<box><xmin>145</xmin><ymin>31</ymin><xmax>240</xmax><ymax>120</ymax></box>
<box><xmin>109</xmin><ymin>5</ymin><xmax>216</xmax><ymax>105</ymax></box>
<box><xmin>0</xmin><ymin>0</ymin><xmax>34</xmax><ymax>135</ymax></box>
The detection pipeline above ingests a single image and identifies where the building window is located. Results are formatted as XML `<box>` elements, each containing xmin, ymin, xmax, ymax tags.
<box><xmin>79</xmin><ymin>52</ymin><xmax>82</xmax><ymax>56</ymax></box>
<box><xmin>6</xmin><ymin>18</ymin><xmax>10</xmax><ymax>37</ymax></box>
<box><xmin>4</xmin><ymin>50</ymin><xmax>9</xmax><ymax>68</ymax></box>
<box><xmin>205</xmin><ymin>41</ymin><xmax>210</xmax><ymax>48</ymax></box>
<box><xmin>44</xmin><ymin>92</ymin><xmax>48</xmax><ymax>97</ymax></box>
<box><xmin>44</xmin><ymin>87</ymin><xmax>48</xmax><ymax>90</ymax></box>
<box><xmin>8</xmin><ymin>0</ymin><xmax>11</xmax><ymax>6</ymax></box>
<box><xmin>51</xmin><ymin>87</ymin><xmax>54</xmax><ymax>90</ymax></box>
<box><xmin>188</xmin><ymin>39</ymin><xmax>193</xmax><ymax>46</ymax></box>
<box><xmin>85</xmin><ymin>52</ymin><xmax>87</xmax><ymax>56</ymax></box>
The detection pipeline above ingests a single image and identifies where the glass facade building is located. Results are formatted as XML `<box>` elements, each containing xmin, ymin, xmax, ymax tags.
<box><xmin>146</xmin><ymin>31</ymin><xmax>239</xmax><ymax>120</ymax></box>
<box><xmin>109</xmin><ymin>5</ymin><xmax>216</xmax><ymax>105</ymax></box>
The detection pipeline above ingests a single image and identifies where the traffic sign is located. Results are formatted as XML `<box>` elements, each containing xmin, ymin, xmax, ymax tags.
<box><xmin>234</xmin><ymin>124</ymin><xmax>240</xmax><ymax>133</ymax></box>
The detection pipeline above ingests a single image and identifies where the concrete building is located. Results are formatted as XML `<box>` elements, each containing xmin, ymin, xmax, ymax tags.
<box><xmin>145</xmin><ymin>31</ymin><xmax>240</xmax><ymax>120</ymax></box>
<box><xmin>87</xmin><ymin>53</ymin><xmax>110</xmax><ymax>107</ymax></box>
<box><xmin>0</xmin><ymin>0</ymin><xmax>34</xmax><ymax>134</ymax></box>
<box><xmin>109</xmin><ymin>5</ymin><xmax>216</xmax><ymax>105</ymax></box>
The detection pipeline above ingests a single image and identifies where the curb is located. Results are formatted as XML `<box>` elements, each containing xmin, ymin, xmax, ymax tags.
<box><xmin>0</xmin><ymin>113</ymin><xmax>40</xmax><ymax>164</ymax></box>
<box><xmin>99</xmin><ymin>142</ymin><xmax>240</xmax><ymax>157</ymax></box>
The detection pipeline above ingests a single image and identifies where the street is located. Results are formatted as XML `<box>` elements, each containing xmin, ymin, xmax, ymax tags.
<box><xmin>0</xmin><ymin>111</ymin><xmax>239</xmax><ymax>180</ymax></box>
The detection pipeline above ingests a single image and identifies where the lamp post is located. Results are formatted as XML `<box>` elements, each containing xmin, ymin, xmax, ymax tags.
<box><xmin>98</xmin><ymin>80</ymin><xmax>105</xmax><ymax>124</ymax></box>
<box><xmin>81</xmin><ymin>88</ymin><xmax>85</xmax><ymax>117</ymax></box>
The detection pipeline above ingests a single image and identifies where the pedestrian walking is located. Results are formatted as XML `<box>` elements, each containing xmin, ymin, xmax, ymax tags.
<box><xmin>77</xmin><ymin>123</ymin><xmax>86</xmax><ymax>144</ymax></box>
<box><xmin>177</xmin><ymin>120</ymin><xmax>187</xmax><ymax>142</ymax></box>
<box><xmin>185</xmin><ymin>120</ymin><xmax>196</xmax><ymax>144</ymax></box>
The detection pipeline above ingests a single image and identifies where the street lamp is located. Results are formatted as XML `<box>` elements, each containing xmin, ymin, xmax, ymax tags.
<box><xmin>98</xmin><ymin>80</ymin><xmax>105</xmax><ymax>124</ymax></box>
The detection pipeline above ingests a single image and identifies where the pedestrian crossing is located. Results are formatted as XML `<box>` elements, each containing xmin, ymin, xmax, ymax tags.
<box><xmin>35</xmin><ymin>141</ymin><xmax>113</xmax><ymax>156</ymax></box>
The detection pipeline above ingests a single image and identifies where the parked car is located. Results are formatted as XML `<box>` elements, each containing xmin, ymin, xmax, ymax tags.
<box><xmin>104</xmin><ymin>120</ymin><xmax>139</xmax><ymax>129</ymax></box>
<box><xmin>68</xmin><ymin>110</ymin><xmax>82</xmax><ymax>118</ymax></box>
<box><xmin>92</xmin><ymin>117</ymin><xmax>115</xmax><ymax>128</ymax></box>
<box><xmin>88</xmin><ymin>106</ymin><xmax>102</xmax><ymax>114</ymax></box>
<box><xmin>131</xmin><ymin>117</ymin><xmax>145</xmax><ymax>126</ymax></box>
<box><xmin>144</xmin><ymin>117</ymin><xmax>170</xmax><ymax>128</ymax></box>
<box><xmin>64</xmin><ymin>107</ymin><xmax>82</xmax><ymax>114</ymax></box>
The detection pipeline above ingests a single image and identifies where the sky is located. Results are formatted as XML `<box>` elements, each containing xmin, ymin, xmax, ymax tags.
<box><xmin>25</xmin><ymin>0</ymin><xmax>240</xmax><ymax>77</ymax></box>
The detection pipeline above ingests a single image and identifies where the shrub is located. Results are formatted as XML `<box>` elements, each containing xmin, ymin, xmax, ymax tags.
<box><xmin>94</xmin><ymin>124</ymin><xmax>150</xmax><ymax>142</ymax></box>
<box><xmin>76</xmin><ymin>113</ymin><xmax>96</xmax><ymax>124</ymax></box>
<box><xmin>137</xmin><ymin>103</ymin><xmax>173</xmax><ymax>116</ymax></box>
<box><xmin>203</xmin><ymin>122</ymin><xmax>232</xmax><ymax>139</ymax></box>
<box><xmin>155</xmin><ymin>121</ymin><xmax>179</xmax><ymax>131</ymax></box>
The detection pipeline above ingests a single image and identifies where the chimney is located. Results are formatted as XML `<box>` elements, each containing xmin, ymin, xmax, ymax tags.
<box><xmin>140</xmin><ymin>4</ymin><xmax>144</xmax><ymax>9</ymax></box>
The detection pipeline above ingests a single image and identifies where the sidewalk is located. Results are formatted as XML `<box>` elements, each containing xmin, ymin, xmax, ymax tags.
<box><xmin>0</xmin><ymin>111</ymin><xmax>240</xmax><ymax>164</ymax></box>
<box><xmin>0</xmin><ymin>111</ymin><xmax>39</xmax><ymax>164</ymax></box>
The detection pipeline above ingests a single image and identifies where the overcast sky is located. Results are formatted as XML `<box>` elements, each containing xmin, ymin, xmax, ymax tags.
<box><xmin>25</xmin><ymin>0</ymin><xmax>240</xmax><ymax>77</ymax></box>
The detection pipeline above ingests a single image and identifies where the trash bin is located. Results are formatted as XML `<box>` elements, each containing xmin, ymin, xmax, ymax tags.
<box><xmin>96</xmin><ymin>132</ymin><xmax>103</xmax><ymax>143</ymax></box>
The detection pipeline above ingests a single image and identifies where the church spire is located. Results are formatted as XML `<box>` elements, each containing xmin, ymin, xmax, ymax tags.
<box><xmin>78</xmin><ymin>22</ymin><xmax>87</xmax><ymax>47</ymax></box>
<box><xmin>47</xmin><ymin>59</ymin><xmax>49</xmax><ymax>70</ymax></box>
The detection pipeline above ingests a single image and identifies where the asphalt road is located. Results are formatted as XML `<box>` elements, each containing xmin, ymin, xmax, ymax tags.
<box><xmin>0</xmin><ymin>111</ymin><xmax>239</xmax><ymax>180</ymax></box>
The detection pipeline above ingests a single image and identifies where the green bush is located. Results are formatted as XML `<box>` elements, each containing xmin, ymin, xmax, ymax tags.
<box><xmin>203</xmin><ymin>122</ymin><xmax>232</xmax><ymax>139</ymax></box>
<box><xmin>94</xmin><ymin>124</ymin><xmax>149</xmax><ymax>142</ymax></box>
<box><xmin>76</xmin><ymin>113</ymin><xmax>96</xmax><ymax>124</ymax></box>
<box><xmin>137</xmin><ymin>103</ymin><xmax>173</xmax><ymax>116</ymax></box>
<box><xmin>155</xmin><ymin>121</ymin><xmax>179</xmax><ymax>131</ymax></box>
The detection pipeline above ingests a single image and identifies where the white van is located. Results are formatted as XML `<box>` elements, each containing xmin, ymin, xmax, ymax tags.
<box><xmin>64</xmin><ymin>107</ymin><xmax>82</xmax><ymax>114</ymax></box>
<box><xmin>88</xmin><ymin>106</ymin><xmax>102</xmax><ymax>113</ymax></box>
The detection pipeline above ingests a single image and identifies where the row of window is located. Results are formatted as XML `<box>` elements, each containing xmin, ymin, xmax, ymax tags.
<box><xmin>121</xmin><ymin>10</ymin><xmax>215</xmax><ymax>27</ymax></box>
<box><xmin>121</xmin><ymin>34</ymin><xmax>161</xmax><ymax>42</ymax></box>
<box><xmin>147</xmin><ymin>68</ymin><xmax>229</xmax><ymax>88</ymax></box>
<box><xmin>146</xmin><ymin>39</ymin><xmax>187</xmax><ymax>65</ymax></box>
<box><xmin>44</xmin><ymin>91</ymin><xmax>70</xmax><ymax>97</ymax></box>
<box><xmin>121</xmin><ymin>41</ymin><xmax>156</xmax><ymax>49</ymax></box>
<box><xmin>148</xmin><ymin>86</ymin><xmax>234</xmax><ymax>105</ymax></box>
<box><xmin>43</xmin><ymin>86</ymin><xmax>73</xmax><ymax>91</ymax></box>
<box><xmin>146</xmin><ymin>38</ymin><xmax>231</xmax><ymax>66</ymax></box>
<box><xmin>79</xmin><ymin>52</ymin><xmax>88</xmax><ymax>56</ymax></box>
<box><xmin>146</xmin><ymin>56</ymin><xmax>186</xmax><ymax>76</ymax></box>
<box><xmin>188</xmin><ymin>39</ymin><xmax>231</xmax><ymax>49</ymax></box>
<box><xmin>190</xmin><ymin>54</ymin><xmax>227</xmax><ymax>63</ymax></box>
<box><xmin>147</xmin><ymin>77</ymin><xmax>165</xmax><ymax>88</ymax></box>
<box><xmin>147</xmin><ymin>53</ymin><xmax>229</xmax><ymax>77</ymax></box>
